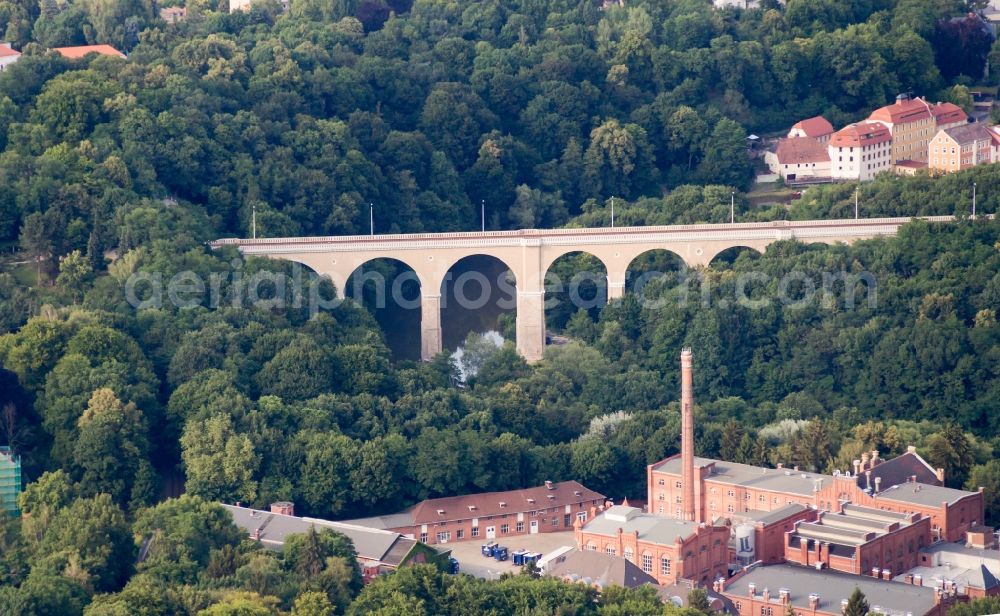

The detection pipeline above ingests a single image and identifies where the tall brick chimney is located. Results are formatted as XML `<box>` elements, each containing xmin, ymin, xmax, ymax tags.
<box><xmin>681</xmin><ymin>348</ymin><xmax>696</xmax><ymax>522</ymax></box>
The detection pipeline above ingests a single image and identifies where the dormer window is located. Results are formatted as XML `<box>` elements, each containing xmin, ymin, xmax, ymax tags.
<box><xmin>437</xmin><ymin>509</ymin><xmax>445</xmax><ymax>515</ymax></box>
<box><xmin>527</xmin><ymin>498</ymin><xmax>535</xmax><ymax>503</ymax></box>
<box><xmin>468</xmin><ymin>505</ymin><xmax>476</xmax><ymax>511</ymax></box>
<box><xmin>499</xmin><ymin>501</ymin><xmax>507</xmax><ymax>508</ymax></box>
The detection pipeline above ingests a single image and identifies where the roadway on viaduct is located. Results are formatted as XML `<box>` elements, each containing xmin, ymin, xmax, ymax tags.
<box><xmin>212</xmin><ymin>216</ymin><xmax>954</xmax><ymax>362</ymax></box>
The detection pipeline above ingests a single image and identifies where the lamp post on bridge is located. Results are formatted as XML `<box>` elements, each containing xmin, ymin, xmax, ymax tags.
<box><xmin>855</xmin><ymin>186</ymin><xmax>859</xmax><ymax>220</ymax></box>
<box><xmin>252</xmin><ymin>203</ymin><xmax>257</xmax><ymax>239</ymax></box>
<box><xmin>481</xmin><ymin>200</ymin><xmax>485</xmax><ymax>232</ymax></box>
<box><xmin>611</xmin><ymin>196</ymin><xmax>615</xmax><ymax>228</ymax></box>
<box><xmin>370</xmin><ymin>203</ymin><xmax>374</xmax><ymax>235</ymax></box>
<box><xmin>972</xmin><ymin>182</ymin><xmax>977</xmax><ymax>220</ymax></box>
<box><xmin>730</xmin><ymin>192</ymin><xmax>735</xmax><ymax>224</ymax></box>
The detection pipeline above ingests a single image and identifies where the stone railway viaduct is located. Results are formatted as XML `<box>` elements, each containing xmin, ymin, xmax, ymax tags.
<box><xmin>212</xmin><ymin>216</ymin><xmax>954</xmax><ymax>362</ymax></box>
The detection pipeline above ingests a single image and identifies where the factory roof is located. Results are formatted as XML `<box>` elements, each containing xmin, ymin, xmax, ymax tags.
<box><xmin>363</xmin><ymin>481</ymin><xmax>604</xmax><ymax>527</ymax></box>
<box><xmin>875</xmin><ymin>482</ymin><xmax>977</xmax><ymax>507</ymax></box>
<box><xmin>922</xmin><ymin>541</ymin><xmax>1000</xmax><ymax>571</ymax></box>
<box><xmin>725</xmin><ymin>564</ymin><xmax>940</xmax><ymax>616</ymax></box>
<box><xmin>222</xmin><ymin>504</ymin><xmax>418</xmax><ymax>566</ymax></box>
<box><xmin>894</xmin><ymin>564</ymin><xmax>998</xmax><ymax>593</ymax></box>
<box><xmin>582</xmin><ymin>506</ymin><xmax>703</xmax><ymax>545</ymax></box>
<box><xmin>743</xmin><ymin>503</ymin><xmax>810</xmax><ymax>526</ymax></box>
<box><xmin>859</xmin><ymin>450</ymin><xmax>939</xmax><ymax>490</ymax></box>
<box><xmin>545</xmin><ymin>548</ymin><xmax>658</xmax><ymax>589</ymax></box>
<box><xmin>653</xmin><ymin>456</ymin><xmax>833</xmax><ymax>497</ymax></box>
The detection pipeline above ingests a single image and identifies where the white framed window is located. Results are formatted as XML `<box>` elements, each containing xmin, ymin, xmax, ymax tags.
<box><xmin>661</xmin><ymin>557</ymin><xmax>671</xmax><ymax>575</ymax></box>
<box><xmin>500</xmin><ymin>524</ymin><xmax>509</xmax><ymax>534</ymax></box>
<box><xmin>420</xmin><ymin>533</ymin><xmax>428</xmax><ymax>542</ymax></box>
<box><xmin>642</xmin><ymin>554</ymin><xmax>653</xmax><ymax>573</ymax></box>
<box><xmin>436</xmin><ymin>531</ymin><xmax>451</xmax><ymax>542</ymax></box>
<box><xmin>516</xmin><ymin>521</ymin><xmax>524</xmax><ymax>532</ymax></box>
<box><xmin>624</xmin><ymin>548</ymin><xmax>633</xmax><ymax>562</ymax></box>
<box><xmin>471</xmin><ymin>527</ymin><xmax>479</xmax><ymax>537</ymax></box>
<box><xmin>606</xmin><ymin>546</ymin><xmax>616</xmax><ymax>556</ymax></box>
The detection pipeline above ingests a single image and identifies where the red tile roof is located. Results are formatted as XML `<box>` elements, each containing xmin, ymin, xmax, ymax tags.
<box><xmin>405</xmin><ymin>481</ymin><xmax>605</xmax><ymax>525</ymax></box>
<box><xmin>0</xmin><ymin>44</ymin><xmax>20</xmax><ymax>58</ymax></box>
<box><xmin>829</xmin><ymin>122</ymin><xmax>891</xmax><ymax>148</ymax></box>
<box><xmin>931</xmin><ymin>102</ymin><xmax>968</xmax><ymax>126</ymax></box>
<box><xmin>775</xmin><ymin>137</ymin><xmax>830</xmax><ymax>164</ymax></box>
<box><xmin>53</xmin><ymin>45</ymin><xmax>125</xmax><ymax>59</ymax></box>
<box><xmin>790</xmin><ymin>116</ymin><xmax>834</xmax><ymax>138</ymax></box>
<box><xmin>869</xmin><ymin>98</ymin><xmax>932</xmax><ymax>125</ymax></box>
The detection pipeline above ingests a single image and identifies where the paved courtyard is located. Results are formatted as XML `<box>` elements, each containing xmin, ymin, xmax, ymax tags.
<box><xmin>445</xmin><ymin>531</ymin><xmax>577</xmax><ymax>580</ymax></box>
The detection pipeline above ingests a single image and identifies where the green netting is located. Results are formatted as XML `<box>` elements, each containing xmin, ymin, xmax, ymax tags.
<box><xmin>0</xmin><ymin>448</ymin><xmax>21</xmax><ymax>516</ymax></box>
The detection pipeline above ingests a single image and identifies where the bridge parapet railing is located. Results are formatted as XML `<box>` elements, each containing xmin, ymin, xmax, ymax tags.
<box><xmin>209</xmin><ymin>215</ymin><xmax>961</xmax><ymax>248</ymax></box>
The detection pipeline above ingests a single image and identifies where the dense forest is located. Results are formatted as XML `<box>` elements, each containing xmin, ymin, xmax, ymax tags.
<box><xmin>2</xmin><ymin>0</ymin><xmax>1000</xmax><ymax>613</ymax></box>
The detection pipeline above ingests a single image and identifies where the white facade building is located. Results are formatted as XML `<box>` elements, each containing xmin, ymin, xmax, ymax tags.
<box><xmin>828</xmin><ymin>122</ymin><xmax>892</xmax><ymax>181</ymax></box>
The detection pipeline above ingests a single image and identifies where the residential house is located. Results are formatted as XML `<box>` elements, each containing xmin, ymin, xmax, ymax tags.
<box><xmin>787</xmin><ymin>116</ymin><xmax>834</xmax><ymax>144</ymax></box>
<box><xmin>929</xmin><ymin>124</ymin><xmax>993</xmax><ymax>173</ymax></box>
<box><xmin>869</xmin><ymin>95</ymin><xmax>936</xmax><ymax>165</ymax></box>
<box><xmin>574</xmin><ymin>504</ymin><xmax>731</xmax><ymax>587</ymax></box>
<box><xmin>988</xmin><ymin>126</ymin><xmax>1000</xmax><ymax>163</ymax></box>
<box><xmin>344</xmin><ymin>481</ymin><xmax>606</xmax><ymax>546</ymax></box>
<box><xmin>223</xmin><ymin>502</ymin><xmax>445</xmax><ymax>583</ymax></box>
<box><xmin>53</xmin><ymin>45</ymin><xmax>126</xmax><ymax>59</ymax></box>
<box><xmin>159</xmin><ymin>6</ymin><xmax>187</xmax><ymax>22</ymax></box>
<box><xmin>765</xmin><ymin>137</ymin><xmax>831</xmax><ymax>181</ymax></box>
<box><xmin>0</xmin><ymin>43</ymin><xmax>20</xmax><ymax>71</ymax></box>
<box><xmin>828</xmin><ymin>122</ymin><xmax>892</xmax><ymax>181</ymax></box>
<box><xmin>718</xmin><ymin>563</ymin><xmax>957</xmax><ymax>616</ymax></box>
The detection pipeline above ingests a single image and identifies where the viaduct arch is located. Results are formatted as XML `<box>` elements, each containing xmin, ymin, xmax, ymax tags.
<box><xmin>212</xmin><ymin>216</ymin><xmax>955</xmax><ymax>362</ymax></box>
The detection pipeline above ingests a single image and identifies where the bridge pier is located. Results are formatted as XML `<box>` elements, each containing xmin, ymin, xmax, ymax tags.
<box><xmin>607</xmin><ymin>274</ymin><xmax>626</xmax><ymax>302</ymax></box>
<box><xmin>516</xmin><ymin>289</ymin><xmax>546</xmax><ymax>362</ymax></box>
<box><xmin>420</xmin><ymin>293</ymin><xmax>443</xmax><ymax>361</ymax></box>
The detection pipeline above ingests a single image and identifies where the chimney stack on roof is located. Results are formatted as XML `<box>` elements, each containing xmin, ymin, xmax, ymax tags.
<box><xmin>270</xmin><ymin>501</ymin><xmax>294</xmax><ymax>516</ymax></box>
